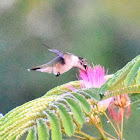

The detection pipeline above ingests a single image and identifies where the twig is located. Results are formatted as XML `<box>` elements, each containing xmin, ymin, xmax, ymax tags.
<box><xmin>103</xmin><ymin>112</ymin><xmax>120</xmax><ymax>137</ymax></box>
<box><xmin>116</xmin><ymin>123</ymin><xmax>121</xmax><ymax>135</ymax></box>
<box><xmin>87</xmin><ymin>114</ymin><xmax>106</xmax><ymax>139</ymax></box>
<box><xmin>73</xmin><ymin>134</ymin><xmax>87</xmax><ymax>139</ymax></box>
<box><xmin>75</xmin><ymin>131</ymin><xmax>97</xmax><ymax>140</ymax></box>
<box><xmin>102</xmin><ymin>130</ymin><xmax>117</xmax><ymax>140</ymax></box>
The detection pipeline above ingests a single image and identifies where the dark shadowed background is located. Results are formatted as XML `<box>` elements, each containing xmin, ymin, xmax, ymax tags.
<box><xmin>0</xmin><ymin>0</ymin><xmax>140</xmax><ymax>139</ymax></box>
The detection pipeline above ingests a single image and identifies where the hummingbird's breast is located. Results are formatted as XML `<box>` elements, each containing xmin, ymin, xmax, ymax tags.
<box><xmin>53</xmin><ymin>54</ymin><xmax>78</xmax><ymax>74</ymax></box>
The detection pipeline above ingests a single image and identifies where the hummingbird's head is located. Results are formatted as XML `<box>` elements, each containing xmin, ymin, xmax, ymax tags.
<box><xmin>77</xmin><ymin>57</ymin><xmax>88</xmax><ymax>71</ymax></box>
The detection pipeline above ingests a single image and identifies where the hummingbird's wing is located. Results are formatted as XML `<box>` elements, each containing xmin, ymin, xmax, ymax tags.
<box><xmin>48</xmin><ymin>49</ymin><xmax>64</xmax><ymax>58</ymax></box>
<box><xmin>29</xmin><ymin>56</ymin><xmax>65</xmax><ymax>72</ymax></box>
<box><xmin>45</xmin><ymin>56</ymin><xmax>65</xmax><ymax>66</ymax></box>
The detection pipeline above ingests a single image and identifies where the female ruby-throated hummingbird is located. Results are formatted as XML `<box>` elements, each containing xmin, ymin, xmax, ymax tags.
<box><xmin>28</xmin><ymin>49</ymin><xmax>88</xmax><ymax>76</ymax></box>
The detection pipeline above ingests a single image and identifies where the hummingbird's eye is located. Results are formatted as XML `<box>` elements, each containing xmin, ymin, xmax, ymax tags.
<box><xmin>80</xmin><ymin>62</ymin><xmax>83</xmax><ymax>65</ymax></box>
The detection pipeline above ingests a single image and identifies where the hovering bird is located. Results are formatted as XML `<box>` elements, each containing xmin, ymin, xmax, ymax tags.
<box><xmin>28</xmin><ymin>49</ymin><xmax>88</xmax><ymax>76</ymax></box>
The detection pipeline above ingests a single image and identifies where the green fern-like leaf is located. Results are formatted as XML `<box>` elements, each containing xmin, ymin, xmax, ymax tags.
<box><xmin>100</xmin><ymin>55</ymin><xmax>140</xmax><ymax>99</ymax></box>
<box><xmin>37</xmin><ymin>119</ymin><xmax>49</xmax><ymax>140</ymax></box>
<box><xmin>124</xmin><ymin>58</ymin><xmax>140</xmax><ymax>86</ymax></box>
<box><xmin>84</xmin><ymin>88</ymin><xmax>100</xmax><ymax>100</ymax></box>
<box><xmin>103</xmin><ymin>84</ymin><xmax>140</xmax><ymax>100</ymax></box>
<box><xmin>63</xmin><ymin>97</ymin><xmax>85</xmax><ymax>126</ymax></box>
<box><xmin>100</xmin><ymin>55</ymin><xmax>140</xmax><ymax>94</ymax></box>
<box><xmin>9</xmin><ymin>135</ymin><xmax>17</xmax><ymax>140</ymax></box>
<box><xmin>108</xmin><ymin>55</ymin><xmax>140</xmax><ymax>87</ymax></box>
<box><xmin>46</xmin><ymin>111</ymin><xmax>62</xmax><ymax>140</ymax></box>
<box><xmin>129</xmin><ymin>93</ymin><xmax>140</xmax><ymax>104</ymax></box>
<box><xmin>26</xmin><ymin>126</ymin><xmax>37</xmax><ymax>140</ymax></box>
<box><xmin>72</xmin><ymin>93</ymin><xmax>91</xmax><ymax>114</ymax></box>
<box><xmin>45</xmin><ymin>81</ymin><xmax>81</xmax><ymax>96</ymax></box>
<box><xmin>136</xmin><ymin>68</ymin><xmax>140</xmax><ymax>84</ymax></box>
<box><xmin>0</xmin><ymin>80</ymin><xmax>91</xmax><ymax>140</ymax></box>
<box><xmin>54</xmin><ymin>103</ymin><xmax>75</xmax><ymax>136</ymax></box>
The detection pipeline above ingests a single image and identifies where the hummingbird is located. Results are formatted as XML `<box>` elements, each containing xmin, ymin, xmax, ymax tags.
<box><xmin>28</xmin><ymin>49</ymin><xmax>88</xmax><ymax>76</ymax></box>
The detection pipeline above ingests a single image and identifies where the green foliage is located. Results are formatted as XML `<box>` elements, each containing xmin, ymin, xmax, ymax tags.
<box><xmin>103</xmin><ymin>84</ymin><xmax>140</xmax><ymax>100</ymax></box>
<box><xmin>37</xmin><ymin>119</ymin><xmax>49</xmax><ymax>140</ymax></box>
<box><xmin>100</xmin><ymin>55</ymin><xmax>140</xmax><ymax>94</ymax></box>
<box><xmin>0</xmin><ymin>55</ymin><xmax>140</xmax><ymax>140</ymax></box>
<box><xmin>63</xmin><ymin>97</ymin><xmax>85</xmax><ymax>126</ymax></box>
<box><xmin>54</xmin><ymin>103</ymin><xmax>74</xmax><ymax>136</ymax></box>
<box><xmin>46</xmin><ymin>111</ymin><xmax>62</xmax><ymax>140</ymax></box>
<box><xmin>101</xmin><ymin>55</ymin><xmax>140</xmax><ymax>100</ymax></box>
<box><xmin>129</xmin><ymin>93</ymin><xmax>140</xmax><ymax>104</ymax></box>
<box><xmin>0</xmin><ymin>81</ymin><xmax>88</xmax><ymax>140</ymax></box>
<box><xmin>45</xmin><ymin>81</ymin><xmax>81</xmax><ymax>96</ymax></box>
<box><xmin>124</xmin><ymin>58</ymin><xmax>140</xmax><ymax>86</ymax></box>
<box><xmin>9</xmin><ymin>136</ymin><xmax>16</xmax><ymax>140</ymax></box>
<box><xmin>26</xmin><ymin>127</ymin><xmax>37</xmax><ymax>140</ymax></box>
<box><xmin>84</xmin><ymin>88</ymin><xmax>100</xmax><ymax>100</ymax></box>
<box><xmin>72</xmin><ymin>92</ymin><xmax>91</xmax><ymax>114</ymax></box>
<box><xmin>136</xmin><ymin>68</ymin><xmax>140</xmax><ymax>84</ymax></box>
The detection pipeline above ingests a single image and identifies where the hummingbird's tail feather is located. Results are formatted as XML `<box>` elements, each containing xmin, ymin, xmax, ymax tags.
<box><xmin>29</xmin><ymin>62</ymin><xmax>50</xmax><ymax>71</ymax></box>
<box><xmin>28</xmin><ymin>67</ymin><xmax>41</xmax><ymax>71</ymax></box>
<box><xmin>36</xmin><ymin>67</ymin><xmax>53</xmax><ymax>73</ymax></box>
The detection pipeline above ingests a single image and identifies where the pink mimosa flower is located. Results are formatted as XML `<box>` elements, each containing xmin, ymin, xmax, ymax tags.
<box><xmin>79</xmin><ymin>66</ymin><xmax>131</xmax><ymax>118</ymax></box>
<box><xmin>66</xmin><ymin>65</ymin><xmax>114</xmax><ymax>112</ymax></box>
<box><xmin>66</xmin><ymin>65</ymin><xmax>107</xmax><ymax>91</ymax></box>
<box><xmin>79</xmin><ymin>66</ymin><xmax>106</xmax><ymax>88</ymax></box>
<box><xmin>79</xmin><ymin>66</ymin><xmax>113</xmax><ymax>112</ymax></box>
<box><xmin>108</xmin><ymin>94</ymin><xmax>131</xmax><ymax>123</ymax></box>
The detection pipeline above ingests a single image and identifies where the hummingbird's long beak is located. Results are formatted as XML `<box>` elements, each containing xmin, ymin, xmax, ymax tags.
<box><xmin>84</xmin><ymin>65</ymin><xmax>87</xmax><ymax>70</ymax></box>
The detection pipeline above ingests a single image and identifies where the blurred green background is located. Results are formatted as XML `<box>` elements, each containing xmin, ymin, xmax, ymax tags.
<box><xmin>0</xmin><ymin>0</ymin><xmax>140</xmax><ymax>139</ymax></box>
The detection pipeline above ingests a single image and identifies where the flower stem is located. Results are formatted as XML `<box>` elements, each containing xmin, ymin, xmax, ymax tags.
<box><xmin>103</xmin><ymin>112</ymin><xmax>120</xmax><ymax>137</ymax></box>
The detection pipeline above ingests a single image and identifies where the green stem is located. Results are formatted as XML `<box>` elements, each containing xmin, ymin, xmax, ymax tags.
<box><xmin>102</xmin><ymin>130</ymin><xmax>117</xmax><ymax>140</ymax></box>
<box><xmin>75</xmin><ymin>131</ymin><xmax>97</xmax><ymax>140</ymax></box>
<box><xmin>96</xmin><ymin>105</ymin><xmax>103</xmax><ymax>128</ymax></box>
<box><xmin>103</xmin><ymin>112</ymin><xmax>120</xmax><ymax>137</ymax></box>
<box><xmin>73</xmin><ymin>134</ymin><xmax>87</xmax><ymax>139</ymax></box>
<box><xmin>87</xmin><ymin>114</ymin><xmax>106</xmax><ymax>139</ymax></box>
